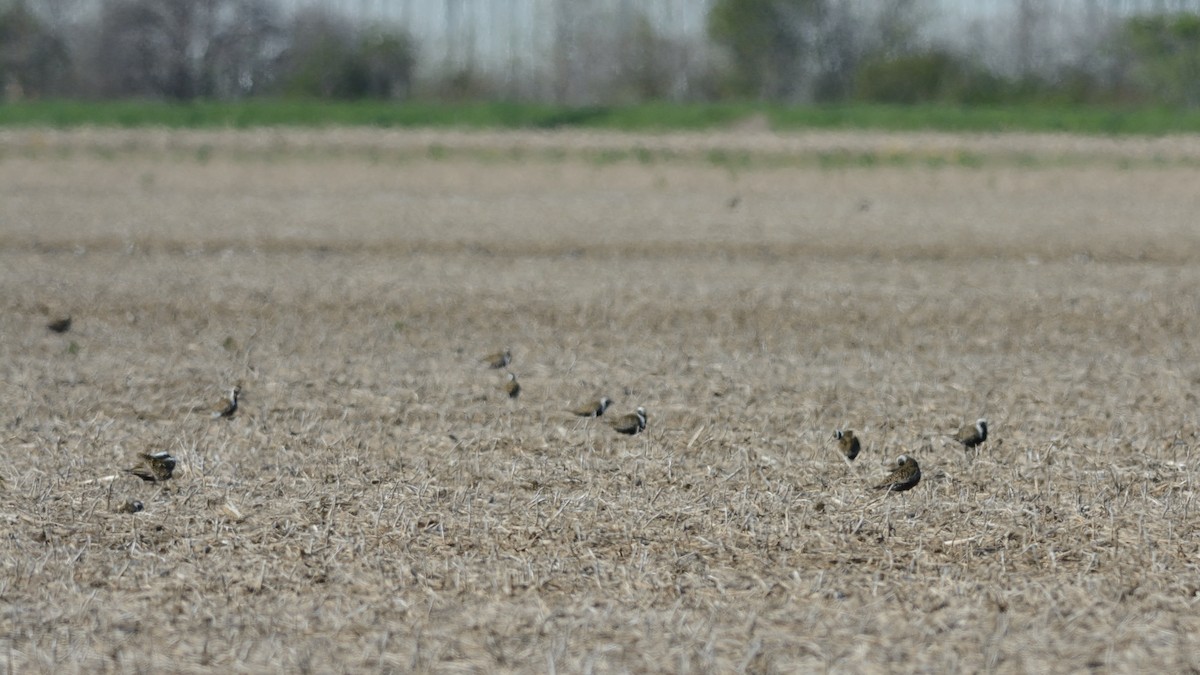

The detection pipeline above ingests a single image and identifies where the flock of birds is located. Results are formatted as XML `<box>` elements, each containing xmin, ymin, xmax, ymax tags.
<box><xmin>120</xmin><ymin>384</ymin><xmax>241</xmax><ymax>487</ymax></box>
<box><xmin>481</xmin><ymin>347</ymin><xmax>648</xmax><ymax>436</ymax></box>
<box><xmin>45</xmin><ymin>313</ymin><xmax>989</xmax><ymax>497</ymax></box>
<box><xmin>483</xmin><ymin>346</ymin><xmax>990</xmax><ymax>495</ymax></box>
<box><xmin>834</xmin><ymin>418</ymin><xmax>989</xmax><ymax>493</ymax></box>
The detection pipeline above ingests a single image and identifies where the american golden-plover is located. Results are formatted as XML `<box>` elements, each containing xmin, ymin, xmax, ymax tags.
<box><xmin>482</xmin><ymin>348</ymin><xmax>512</xmax><ymax>370</ymax></box>
<box><xmin>611</xmin><ymin>407</ymin><xmax>647</xmax><ymax>435</ymax></box>
<box><xmin>952</xmin><ymin>418</ymin><xmax>988</xmax><ymax>450</ymax></box>
<box><xmin>212</xmin><ymin>385</ymin><xmax>241</xmax><ymax>419</ymax></box>
<box><xmin>126</xmin><ymin>452</ymin><xmax>177</xmax><ymax>482</ymax></box>
<box><xmin>568</xmin><ymin>397</ymin><xmax>612</xmax><ymax>418</ymax></box>
<box><xmin>872</xmin><ymin>454</ymin><xmax>921</xmax><ymax>493</ymax></box>
<box><xmin>833</xmin><ymin>429</ymin><xmax>861</xmax><ymax>461</ymax></box>
<box><xmin>46</xmin><ymin>316</ymin><xmax>72</xmax><ymax>333</ymax></box>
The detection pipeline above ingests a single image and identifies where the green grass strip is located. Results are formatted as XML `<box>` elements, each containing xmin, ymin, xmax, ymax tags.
<box><xmin>2</xmin><ymin>100</ymin><xmax>1200</xmax><ymax>135</ymax></box>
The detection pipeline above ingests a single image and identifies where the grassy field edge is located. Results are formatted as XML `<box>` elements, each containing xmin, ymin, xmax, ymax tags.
<box><xmin>4</xmin><ymin>100</ymin><xmax>1200</xmax><ymax>135</ymax></box>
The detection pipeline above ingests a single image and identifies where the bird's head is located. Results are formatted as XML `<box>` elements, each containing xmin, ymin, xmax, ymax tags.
<box><xmin>149</xmin><ymin>452</ymin><xmax>177</xmax><ymax>470</ymax></box>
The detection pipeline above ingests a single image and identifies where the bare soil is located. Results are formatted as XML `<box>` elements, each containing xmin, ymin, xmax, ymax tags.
<box><xmin>2</xmin><ymin>128</ymin><xmax>1200</xmax><ymax>673</ymax></box>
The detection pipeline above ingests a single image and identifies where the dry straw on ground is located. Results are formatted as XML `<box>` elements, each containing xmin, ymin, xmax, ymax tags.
<box><xmin>2</xmin><ymin>128</ymin><xmax>1200</xmax><ymax>672</ymax></box>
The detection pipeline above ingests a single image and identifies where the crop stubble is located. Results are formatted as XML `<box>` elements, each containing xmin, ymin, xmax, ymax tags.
<box><xmin>1</xmin><ymin>129</ymin><xmax>1200</xmax><ymax>672</ymax></box>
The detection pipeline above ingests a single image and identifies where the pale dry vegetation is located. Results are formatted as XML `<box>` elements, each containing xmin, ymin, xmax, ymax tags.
<box><xmin>2</xmin><ymin>129</ymin><xmax>1200</xmax><ymax>673</ymax></box>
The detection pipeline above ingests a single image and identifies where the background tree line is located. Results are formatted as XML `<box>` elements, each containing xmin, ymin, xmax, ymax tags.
<box><xmin>3</xmin><ymin>0</ymin><xmax>1200</xmax><ymax>107</ymax></box>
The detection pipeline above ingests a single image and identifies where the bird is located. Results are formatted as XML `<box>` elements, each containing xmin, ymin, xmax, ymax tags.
<box><xmin>116</xmin><ymin>499</ymin><xmax>144</xmax><ymax>514</ymax></box>
<box><xmin>212</xmin><ymin>385</ymin><xmax>241</xmax><ymax>419</ymax></box>
<box><xmin>568</xmin><ymin>397</ymin><xmax>612</xmax><ymax>418</ymax></box>
<box><xmin>833</xmin><ymin>429</ymin><xmax>861</xmax><ymax>461</ymax></box>
<box><xmin>126</xmin><ymin>452</ymin><xmax>177</xmax><ymax>482</ymax></box>
<box><xmin>951</xmin><ymin>418</ymin><xmax>988</xmax><ymax>450</ymax></box>
<box><xmin>611</xmin><ymin>406</ymin><xmax>647</xmax><ymax>435</ymax></box>
<box><xmin>46</xmin><ymin>316</ymin><xmax>72</xmax><ymax>333</ymax></box>
<box><xmin>482</xmin><ymin>348</ymin><xmax>511</xmax><ymax>369</ymax></box>
<box><xmin>872</xmin><ymin>454</ymin><xmax>921</xmax><ymax>493</ymax></box>
<box><xmin>504</xmin><ymin>372</ymin><xmax>521</xmax><ymax>400</ymax></box>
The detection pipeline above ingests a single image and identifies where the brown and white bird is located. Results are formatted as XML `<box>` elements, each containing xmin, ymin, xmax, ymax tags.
<box><xmin>504</xmin><ymin>372</ymin><xmax>521</xmax><ymax>400</ymax></box>
<box><xmin>951</xmin><ymin>418</ymin><xmax>988</xmax><ymax>450</ymax></box>
<box><xmin>872</xmin><ymin>454</ymin><xmax>921</xmax><ymax>493</ymax></box>
<box><xmin>611</xmin><ymin>406</ymin><xmax>647</xmax><ymax>435</ymax></box>
<box><xmin>568</xmin><ymin>397</ymin><xmax>612</xmax><ymax>418</ymax></box>
<box><xmin>833</xmin><ymin>429</ymin><xmax>861</xmax><ymax>461</ymax></box>
<box><xmin>126</xmin><ymin>451</ymin><xmax>177</xmax><ymax>482</ymax></box>
<box><xmin>213</xmin><ymin>385</ymin><xmax>241</xmax><ymax>419</ymax></box>
<box><xmin>46</xmin><ymin>316</ymin><xmax>72</xmax><ymax>333</ymax></box>
<box><xmin>482</xmin><ymin>348</ymin><xmax>512</xmax><ymax>370</ymax></box>
<box><xmin>116</xmin><ymin>498</ymin><xmax>145</xmax><ymax>514</ymax></box>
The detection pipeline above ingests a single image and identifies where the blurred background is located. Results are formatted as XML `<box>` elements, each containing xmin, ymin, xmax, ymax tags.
<box><xmin>3</xmin><ymin>0</ymin><xmax>1200</xmax><ymax>107</ymax></box>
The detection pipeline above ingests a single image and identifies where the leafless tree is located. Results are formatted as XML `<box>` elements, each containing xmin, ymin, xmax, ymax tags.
<box><xmin>91</xmin><ymin>0</ymin><xmax>283</xmax><ymax>99</ymax></box>
<box><xmin>0</xmin><ymin>1</ymin><xmax>72</xmax><ymax>99</ymax></box>
<box><xmin>206</xmin><ymin>0</ymin><xmax>286</xmax><ymax>98</ymax></box>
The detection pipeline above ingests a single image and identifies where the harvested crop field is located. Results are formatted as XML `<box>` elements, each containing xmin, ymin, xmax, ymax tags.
<box><xmin>2</xmin><ymin>127</ymin><xmax>1200</xmax><ymax>673</ymax></box>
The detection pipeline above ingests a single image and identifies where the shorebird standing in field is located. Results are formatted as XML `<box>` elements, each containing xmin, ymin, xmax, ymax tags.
<box><xmin>504</xmin><ymin>372</ymin><xmax>521</xmax><ymax>400</ymax></box>
<box><xmin>568</xmin><ymin>397</ymin><xmax>612</xmax><ymax>418</ymax></box>
<box><xmin>116</xmin><ymin>498</ymin><xmax>145</xmax><ymax>514</ymax></box>
<box><xmin>611</xmin><ymin>406</ymin><xmax>647</xmax><ymax>435</ymax></box>
<box><xmin>213</xmin><ymin>385</ymin><xmax>241</xmax><ymax>419</ymax></box>
<box><xmin>482</xmin><ymin>348</ymin><xmax>512</xmax><ymax>370</ymax></box>
<box><xmin>951</xmin><ymin>418</ymin><xmax>988</xmax><ymax>450</ymax></box>
<box><xmin>46</xmin><ymin>316</ymin><xmax>72</xmax><ymax>333</ymax></box>
<box><xmin>126</xmin><ymin>452</ymin><xmax>177</xmax><ymax>482</ymax></box>
<box><xmin>872</xmin><ymin>454</ymin><xmax>921</xmax><ymax>493</ymax></box>
<box><xmin>833</xmin><ymin>429</ymin><xmax>861</xmax><ymax>461</ymax></box>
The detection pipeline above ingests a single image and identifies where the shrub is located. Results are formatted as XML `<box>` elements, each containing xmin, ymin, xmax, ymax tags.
<box><xmin>0</xmin><ymin>1</ymin><xmax>71</xmax><ymax>99</ymax></box>
<box><xmin>854</xmin><ymin>50</ymin><xmax>968</xmax><ymax>104</ymax></box>
<box><xmin>279</xmin><ymin>8</ymin><xmax>415</xmax><ymax>100</ymax></box>
<box><xmin>708</xmin><ymin>0</ymin><xmax>828</xmax><ymax>101</ymax></box>
<box><xmin>1121</xmin><ymin>13</ymin><xmax>1200</xmax><ymax>106</ymax></box>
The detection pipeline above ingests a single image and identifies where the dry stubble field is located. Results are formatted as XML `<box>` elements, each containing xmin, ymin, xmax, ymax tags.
<box><xmin>2</xmin><ymin>127</ymin><xmax>1200</xmax><ymax>673</ymax></box>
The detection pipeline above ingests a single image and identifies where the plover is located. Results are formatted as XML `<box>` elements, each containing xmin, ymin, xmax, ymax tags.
<box><xmin>482</xmin><ymin>348</ymin><xmax>512</xmax><ymax>369</ymax></box>
<box><xmin>833</xmin><ymin>429</ymin><xmax>861</xmax><ymax>461</ymax></box>
<box><xmin>872</xmin><ymin>454</ymin><xmax>921</xmax><ymax>493</ymax></box>
<box><xmin>611</xmin><ymin>406</ymin><xmax>647</xmax><ymax>435</ymax></box>
<box><xmin>213</xmin><ymin>385</ymin><xmax>241</xmax><ymax>419</ymax></box>
<box><xmin>46</xmin><ymin>316</ymin><xmax>72</xmax><ymax>333</ymax></box>
<box><xmin>126</xmin><ymin>452</ymin><xmax>177</xmax><ymax>482</ymax></box>
<box><xmin>952</xmin><ymin>418</ymin><xmax>988</xmax><ymax>450</ymax></box>
<box><xmin>568</xmin><ymin>397</ymin><xmax>612</xmax><ymax>418</ymax></box>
